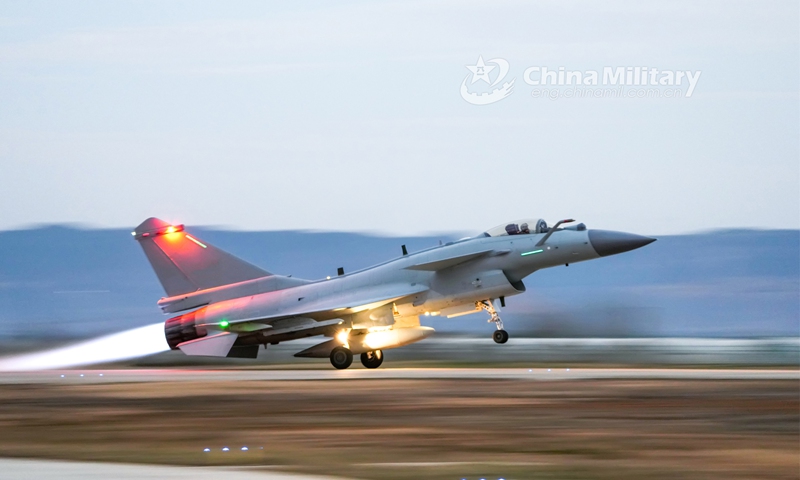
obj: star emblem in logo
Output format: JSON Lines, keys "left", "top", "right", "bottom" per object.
{"left": 460, "top": 56, "right": 515, "bottom": 105}
{"left": 466, "top": 56, "right": 495, "bottom": 84}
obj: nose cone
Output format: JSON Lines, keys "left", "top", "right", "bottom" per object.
{"left": 588, "top": 230, "right": 656, "bottom": 257}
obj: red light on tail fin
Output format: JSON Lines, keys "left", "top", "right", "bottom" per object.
{"left": 132, "top": 217, "right": 271, "bottom": 296}
{"left": 162, "top": 224, "right": 184, "bottom": 235}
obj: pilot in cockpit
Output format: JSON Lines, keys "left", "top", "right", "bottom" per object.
{"left": 504, "top": 223, "right": 531, "bottom": 235}
{"left": 486, "top": 218, "right": 549, "bottom": 238}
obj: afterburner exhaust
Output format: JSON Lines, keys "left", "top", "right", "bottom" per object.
{"left": 0, "top": 322, "right": 170, "bottom": 371}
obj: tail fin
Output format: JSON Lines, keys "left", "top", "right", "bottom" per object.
{"left": 133, "top": 217, "right": 271, "bottom": 297}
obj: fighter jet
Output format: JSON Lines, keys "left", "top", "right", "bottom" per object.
{"left": 133, "top": 217, "right": 655, "bottom": 369}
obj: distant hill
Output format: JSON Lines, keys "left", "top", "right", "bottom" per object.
{"left": 0, "top": 227, "right": 797, "bottom": 339}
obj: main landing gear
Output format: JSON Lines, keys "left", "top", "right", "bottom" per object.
{"left": 360, "top": 349, "right": 384, "bottom": 369}
{"left": 329, "top": 347, "right": 384, "bottom": 369}
{"left": 479, "top": 300, "right": 509, "bottom": 344}
{"left": 329, "top": 346, "right": 353, "bottom": 369}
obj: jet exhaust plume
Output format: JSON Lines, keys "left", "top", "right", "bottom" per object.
{"left": 0, "top": 322, "right": 169, "bottom": 371}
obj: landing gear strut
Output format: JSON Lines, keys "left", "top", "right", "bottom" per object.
{"left": 479, "top": 300, "right": 508, "bottom": 344}
{"left": 360, "top": 350, "right": 384, "bottom": 369}
{"left": 330, "top": 346, "right": 353, "bottom": 369}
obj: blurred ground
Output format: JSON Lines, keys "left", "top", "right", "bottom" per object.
{"left": 0, "top": 373, "right": 796, "bottom": 480}
{"left": 1, "top": 368, "right": 798, "bottom": 383}
{"left": 4, "top": 336, "right": 797, "bottom": 371}
{"left": 0, "top": 458, "right": 346, "bottom": 480}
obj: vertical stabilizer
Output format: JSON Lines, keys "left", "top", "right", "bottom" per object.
{"left": 133, "top": 217, "right": 271, "bottom": 297}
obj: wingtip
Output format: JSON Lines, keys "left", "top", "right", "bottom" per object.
{"left": 134, "top": 217, "right": 171, "bottom": 235}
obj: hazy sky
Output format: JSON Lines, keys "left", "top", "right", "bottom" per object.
{"left": 1, "top": 1, "right": 797, "bottom": 235}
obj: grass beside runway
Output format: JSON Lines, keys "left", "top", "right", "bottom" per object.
{"left": 0, "top": 377, "right": 796, "bottom": 479}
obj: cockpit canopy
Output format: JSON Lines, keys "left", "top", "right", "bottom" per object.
{"left": 483, "top": 218, "right": 549, "bottom": 237}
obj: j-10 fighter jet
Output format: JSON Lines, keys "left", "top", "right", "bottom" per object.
{"left": 133, "top": 217, "right": 655, "bottom": 369}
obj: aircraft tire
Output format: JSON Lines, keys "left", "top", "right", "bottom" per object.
{"left": 360, "top": 350, "right": 384, "bottom": 369}
{"left": 330, "top": 346, "right": 353, "bottom": 369}
{"left": 493, "top": 329, "right": 509, "bottom": 344}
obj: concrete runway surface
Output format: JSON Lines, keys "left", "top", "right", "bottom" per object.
{"left": 0, "top": 367, "right": 797, "bottom": 384}
{"left": 1, "top": 368, "right": 796, "bottom": 480}
{"left": 0, "top": 458, "right": 348, "bottom": 480}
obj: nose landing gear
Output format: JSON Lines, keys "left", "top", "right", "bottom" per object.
{"left": 492, "top": 329, "right": 509, "bottom": 344}
{"left": 479, "top": 300, "right": 509, "bottom": 344}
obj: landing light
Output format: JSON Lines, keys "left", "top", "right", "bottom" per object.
{"left": 336, "top": 330, "right": 349, "bottom": 344}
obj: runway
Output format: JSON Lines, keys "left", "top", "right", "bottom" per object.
{"left": 0, "top": 367, "right": 797, "bottom": 384}
{"left": 0, "top": 458, "right": 347, "bottom": 480}
{"left": 1, "top": 369, "right": 796, "bottom": 480}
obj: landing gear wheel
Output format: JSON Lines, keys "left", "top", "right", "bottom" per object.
{"left": 493, "top": 329, "right": 509, "bottom": 344}
{"left": 360, "top": 350, "right": 384, "bottom": 369}
{"left": 330, "top": 346, "right": 353, "bottom": 369}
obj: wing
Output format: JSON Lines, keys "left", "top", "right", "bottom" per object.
{"left": 176, "top": 283, "right": 429, "bottom": 357}
{"left": 226, "top": 282, "right": 429, "bottom": 325}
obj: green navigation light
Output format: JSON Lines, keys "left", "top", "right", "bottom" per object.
{"left": 521, "top": 249, "right": 544, "bottom": 256}
{"left": 219, "top": 320, "right": 230, "bottom": 328}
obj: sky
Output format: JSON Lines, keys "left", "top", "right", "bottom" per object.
{"left": 0, "top": 0, "right": 797, "bottom": 236}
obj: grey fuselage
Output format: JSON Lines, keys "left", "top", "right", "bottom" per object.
{"left": 167, "top": 228, "right": 638, "bottom": 331}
